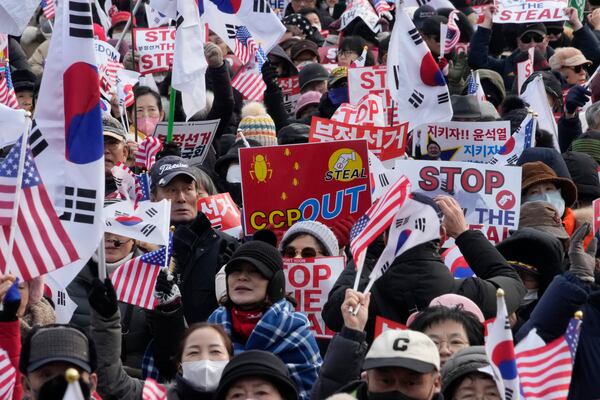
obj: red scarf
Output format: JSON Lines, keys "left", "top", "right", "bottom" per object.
{"left": 231, "top": 307, "right": 263, "bottom": 343}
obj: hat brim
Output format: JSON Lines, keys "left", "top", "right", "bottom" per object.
{"left": 216, "top": 365, "right": 298, "bottom": 400}
{"left": 225, "top": 256, "right": 273, "bottom": 279}
{"left": 363, "top": 357, "right": 437, "bottom": 373}
{"left": 522, "top": 176, "right": 578, "bottom": 208}
{"left": 519, "top": 29, "right": 545, "bottom": 38}
{"left": 300, "top": 76, "right": 328, "bottom": 91}
{"left": 28, "top": 357, "right": 91, "bottom": 373}
{"left": 157, "top": 171, "right": 197, "bottom": 187}
{"left": 103, "top": 131, "right": 126, "bottom": 142}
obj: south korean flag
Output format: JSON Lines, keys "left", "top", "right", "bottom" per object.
{"left": 386, "top": 4, "right": 453, "bottom": 131}
{"left": 104, "top": 199, "right": 171, "bottom": 246}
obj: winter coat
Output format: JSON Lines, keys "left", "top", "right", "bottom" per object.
{"left": 208, "top": 299, "right": 322, "bottom": 400}
{"left": 195, "top": 62, "right": 235, "bottom": 142}
{"left": 67, "top": 248, "right": 151, "bottom": 374}
{"left": 28, "top": 40, "right": 50, "bottom": 77}
{"left": 90, "top": 307, "right": 215, "bottom": 400}
{"left": 145, "top": 306, "right": 187, "bottom": 380}
{"left": 558, "top": 115, "right": 583, "bottom": 152}
{"left": 0, "top": 320, "right": 22, "bottom": 400}
{"left": 322, "top": 231, "right": 526, "bottom": 342}
{"left": 173, "top": 213, "right": 239, "bottom": 324}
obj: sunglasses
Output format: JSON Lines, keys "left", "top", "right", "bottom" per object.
{"left": 566, "top": 65, "right": 586, "bottom": 73}
{"left": 547, "top": 27, "right": 563, "bottom": 36}
{"left": 520, "top": 33, "right": 544, "bottom": 44}
{"left": 282, "top": 246, "right": 322, "bottom": 258}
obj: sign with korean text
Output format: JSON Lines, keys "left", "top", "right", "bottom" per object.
{"left": 240, "top": 140, "right": 371, "bottom": 235}
{"left": 394, "top": 160, "right": 522, "bottom": 244}
{"left": 278, "top": 76, "right": 301, "bottom": 115}
{"left": 152, "top": 120, "right": 219, "bottom": 164}
{"left": 493, "top": 0, "right": 568, "bottom": 23}
{"left": 415, "top": 120, "right": 510, "bottom": 163}
{"left": 310, "top": 117, "right": 408, "bottom": 162}
{"left": 94, "top": 39, "right": 121, "bottom": 100}
{"left": 197, "top": 193, "right": 243, "bottom": 239}
{"left": 283, "top": 257, "right": 345, "bottom": 338}
{"left": 133, "top": 27, "right": 175, "bottom": 74}
{"left": 348, "top": 66, "right": 398, "bottom": 126}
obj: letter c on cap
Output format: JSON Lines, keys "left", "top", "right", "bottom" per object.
{"left": 392, "top": 338, "right": 409, "bottom": 351}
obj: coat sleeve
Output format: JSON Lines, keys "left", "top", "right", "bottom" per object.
{"left": 263, "top": 85, "right": 292, "bottom": 132}
{"left": 454, "top": 230, "right": 526, "bottom": 318}
{"left": 467, "top": 27, "right": 506, "bottom": 74}
{"left": 90, "top": 308, "right": 144, "bottom": 400}
{"left": 571, "top": 25, "right": 600, "bottom": 71}
{"left": 515, "top": 272, "right": 589, "bottom": 343}
{"left": 206, "top": 63, "right": 235, "bottom": 139}
{"left": 0, "top": 320, "right": 22, "bottom": 400}
{"left": 146, "top": 305, "right": 186, "bottom": 380}
{"left": 310, "top": 327, "right": 368, "bottom": 400}
{"left": 558, "top": 115, "right": 583, "bottom": 152}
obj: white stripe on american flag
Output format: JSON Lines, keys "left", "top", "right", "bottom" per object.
{"left": 0, "top": 177, "right": 17, "bottom": 225}
{"left": 143, "top": 378, "right": 167, "bottom": 400}
{"left": 111, "top": 258, "right": 160, "bottom": 309}
{"left": 0, "top": 348, "right": 16, "bottom": 399}
{"left": 231, "top": 68, "right": 265, "bottom": 101}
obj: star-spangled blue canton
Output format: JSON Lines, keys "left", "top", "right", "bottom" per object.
{"left": 565, "top": 317, "right": 581, "bottom": 358}
{"left": 466, "top": 72, "right": 477, "bottom": 95}
{"left": 350, "top": 215, "right": 369, "bottom": 241}
{"left": 234, "top": 26, "right": 258, "bottom": 65}
{"left": 523, "top": 115, "right": 534, "bottom": 149}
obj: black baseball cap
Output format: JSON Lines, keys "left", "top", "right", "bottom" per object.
{"left": 519, "top": 23, "right": 547, "bottom": 38}
{"left": 299, "top": 63, "right": 330, "bottom": 91}
{"left": 149, "top": 155, "right": 198, "bottom": 188}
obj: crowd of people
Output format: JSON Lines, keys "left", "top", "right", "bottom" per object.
{"left": 1, "top": 0, "right": 600, "bottom": 398}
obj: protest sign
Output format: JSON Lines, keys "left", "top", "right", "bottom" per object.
{"left": 516, "top": 48, "right": 534, "bottom": 94}
{"left": 269, "top": 0, "right": 290, "bottom": 18}
{"left": 152, "top": 120, "right": 219, "bottom": 164}
{"left": 133, "top": 27, "right": 175, "bottom": 74}
{"left": 415, "top": 120, "right": 510, "bottom": 163}
{"left": 594, "top": 198, "right": 600, "bottom": 235}
{"left": 278, "top": 76, "right": 301, "bottom": 115}
{"left": 310, "top": 117, "right": 408, "bottom": 162}
{"left": 348, "top": 66, "right": 398, "bottom": 126}
{"left": 340, "top": 0, "right": 380, "bottom": 33}
{"left": 394, "top": 160, "right": 522, "bottom": 243}
{"left": 374, "top": 316, "right": 407, "bottom": 338}
{"left": 197, "top": 193, "right": 243, "bottom": 239}
{"left": 94, "top": 39, "right": 121, "bottom": 100}
{"left": 319, "top": 46, "right": 338, "bottom": 64}
{"left": 331, "top": 93, "right": 386, "bottom": 126}
{"left": 493, "top": 0, "right": 568, "bottom": 23}
{"left": 240, "top": 140, "right": 372, "bottom": 235}
{"left": 283, "top": 257, "right": 345, "bottom": 338}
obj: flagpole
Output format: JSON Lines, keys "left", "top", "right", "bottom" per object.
{"left": 5, "top": 118, "right": 32, "bottom": 277}
{"left": 115, "top": 0, "right": 144, "bottom": 50}
{"left": 166, "top": 88, "right": 176, "bottom": 143}
{"left": 97, "top": 236, "right": 107, "bottom": 280}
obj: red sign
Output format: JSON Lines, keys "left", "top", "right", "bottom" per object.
{"left": 348, "top": 65, "right": 399, "bottom": 126}
{"left": 133, "top": 27, "right": 175, "bottom": 74}
{"left": 283, "top": 257, "right": 345, "bottom": 338}
{"left": 197, "top": 193, "right": 243, "bottom": 239}
{"left": 240, "top": 140, "right": 371, "bottom": 235}
{"left": 309, "top": 117, "right": 408, "bottom": 161}
{"left": 278, "top": 76, "right": 301, "bottom": 115}
{"left": 374, "top": 315, "right": 407, "bottom": 338}
{"left": 594, "top": 198, "right": 600, "bottom": 235}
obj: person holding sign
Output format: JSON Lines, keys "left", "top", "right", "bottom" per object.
{"left": 209, "top": 241, "right": 322, "bottom": 400}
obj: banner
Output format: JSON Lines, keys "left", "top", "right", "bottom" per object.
{"left": 278, "top": 76, "right": 301, "bottom": 115}
{"left": 415, "top": 121, "right": 511, "bottom": 163}
{"left": 348, "top": 65, "right": 398, "bottom": 126}
{"left": 152, "top": 120, "right": 219, "bottom": 164}
{"left": 133, "top": 27, "right": 175, "bottom": 74}
{"left": 493, "top": 0, "right": 568, "bottom": 23}
{"left": 340, "top": 0, "right": 380, "bottom": 33}
{"left": 94, "top": 39, "right": 121, "bottom": 100}
{"left": 394, "top": 160, "right": 522, "bottom": 243}
{"left": 331, "top": 93, "right": 386, "bottom": 127}
{"left": 310, "top": 117, "right": 408, "bottom": 162}
{"left": 197, "top": 193, "right": 243, "bottom": 239}
{"left": 283, "top": 257, "right": 345, "bottom": 338}
{"left": 240, "top": 140, "right": 372, "bottom": 234}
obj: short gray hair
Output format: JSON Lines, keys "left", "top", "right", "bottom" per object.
{"left": 585, "top": 101, "right": 600, "bottom": 130}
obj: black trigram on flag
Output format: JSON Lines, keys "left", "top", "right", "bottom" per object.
{"left": 392, "top": 65, "right": 401, "bottom": 90}
{"left": 395, "top": 217, "right": 409, "bottom": 228}
{"left": 437, "top": 92, "right": 449, "bottom": 104}
{"left": 28, "top": 121, "right": 49, "bottom": 157}
{"left": 414, "top": 217, "right": 426, "bottom": 232}
{"left": 380, "top": 261, "right": 391, "bottom": 275}
{"left": 225, "top": 24, "right": 242, "bottom": 39}
{"left": 60, "top": 186, "right": 97, "bottom": 224}
{"left": 379, "top": 173, "right": 390, "bottom": 187}
{"left": 253, "top": 0, "right": 271, "bottom": 13}
{"left": 57, "top": 291, "right": 66, "bottom": 306}
{"left": 507, "top": 154, "right": 519, "bottom": 165}
{"left": 416, "top": 0, "right": 431, "bottom": 6}
{"left": 145, "top": 207, "right": 158, "bottom": 218}
{"left": 409, "top": 90, "right": 424, "bottom": 108}
{"left": 408, "top": 28, "right": 423, "bottom": 45}
{"left": 141, "top": 224, "right": 156, "bottom": 237}
{"left": 69, "top": 1, "right": 94, "bottom": 38}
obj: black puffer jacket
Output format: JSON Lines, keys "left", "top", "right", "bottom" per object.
{"left": 173, "top": 213, "right": 239, "bottom": 324}
{"left": 323, "top": 230, "right": 525, "bottom": 342}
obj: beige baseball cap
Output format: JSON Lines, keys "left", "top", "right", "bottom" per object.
{"left": 364, "top": 330, "right": 440, "bottom": 373}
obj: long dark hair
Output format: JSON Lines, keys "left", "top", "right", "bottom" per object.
{"left": 176, "top": 323, "right": 235, "bottom": 364}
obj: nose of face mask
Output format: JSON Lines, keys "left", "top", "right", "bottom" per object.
{"left": 137, "top": 116, "right": 160, "bottom": 136}
{"left": 523, "top": 190, "right": 566, "bottom": 217}
{"left": 181, "top": 360, "right": 228, "bottom": 392}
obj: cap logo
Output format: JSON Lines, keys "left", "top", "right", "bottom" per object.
{"left": 393, "top": 337, "right": 409, "bottom": 351}
{"left": 159, "top": 162, "right": 188, "bottom": 175}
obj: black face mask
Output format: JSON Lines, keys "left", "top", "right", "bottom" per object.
{"left": 369, "top": 391, "right": 420, "bottom": 400}
{"left": 35, "top": 374, "right": 92, "bottom": 400}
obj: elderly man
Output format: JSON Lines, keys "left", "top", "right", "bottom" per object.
{"left": 103, "top": 115, "right": 129, "bottom": 197}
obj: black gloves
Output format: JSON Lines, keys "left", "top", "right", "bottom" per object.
{"left": 0, "top": 280, "right": 21, "bottom": 322}
{"left": 89, "top": 278, "right": 119, "bottom": 318}
{"left": 154, "top": 271, "right": 181, "bottom": 311}
{"left": 261, "top": 61, "right": 279, "bottom": 91}
{"left": 565, "top": 85, "right": 591, "bottom": 115}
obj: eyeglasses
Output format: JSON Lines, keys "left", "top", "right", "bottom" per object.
{"left": 430, "top": 338, "right": 469, "bottom": 352}
{"left": 566, "top": 65, "right": 586, "bottom": 73}
{"left": 520, "top": 33, "right": 544, "bottom": 44}
{"left": 105, "top": 238, "right": 133, "bottom": 248}
{"left": 337, "top": 50, "right": 357, "bottom": 58}
{"left": 282, "top": 246, "right": 323, "bottom": 258}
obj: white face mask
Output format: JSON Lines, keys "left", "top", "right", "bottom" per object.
{"left": 524, "top": 189, "right": 565, "bottom": 217}
{"left": 226, "top": 163, "right": 242, "bottom": 183}
{"left": 181, "top": 360, "right": 228, "bottom": 392}
{"left": 522, "top": 289, "right": 538, "bottom": 306}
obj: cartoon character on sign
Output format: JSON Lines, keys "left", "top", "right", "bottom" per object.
{"left": 250, "top": 154, "right": 273, "bottom": 183}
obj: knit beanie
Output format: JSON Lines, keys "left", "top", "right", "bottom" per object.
{"left": 236, "top": 102, "right": 277, "bottom": 147}
{"left": 215, "top": 350, "right": 298, "bottom": 400}
{"left": 279, "top": 220, "right": 340, "bottom": 257}
{"left": 441, "top": 346, "right": 493, "bottom": 397}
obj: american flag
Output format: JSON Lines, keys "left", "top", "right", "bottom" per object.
{"left": 0, "top": 348, "right": 16, "bottom": 400}
{"left": 112, "top": 162, "right": 137, "bottom": 202}
{"left": 0, "top": 136, "right": 79, "bottom": 281}
{"left": 110, "top": 236, "right": 172, "bottom": 309}
{"left": 40, "top": 0, "right": 56, "bottom": 20}
{"left": 466, "top": 70, "right": 487, "bottom": 102}
{"left": 106, "top": 59, "right": 124, "bottom": 89}
{"left": 231, "top": 47, "right": 267, "bottom": 101}
{"left": 516, "top": 317, "right": 581, "bottom": 400}
{"left": 135, "top": 172, "right": 151, "bottom": 206}
{"left": 234, "top": 26, "right": 258, "bottom": 65}
{"left": 142, "top": 378, "right": 167, "bottom": 400}
{"left": 442, "top": 10, "right": 460, "bottom": 54}
{"left": 372, "top": 0, "right": 391, "bottom": 15}
{"left": 0, "top": 63, "right": 20, "bottom": 110}
{"left": 135, "top": 137, "right": 163, "bottom": 170}
{"left": 349, "top": 175, "right": 410, "bottom": 263}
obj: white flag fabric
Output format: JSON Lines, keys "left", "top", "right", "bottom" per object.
{"left": 111, "top": 162, "right": 137, "bottom": 201}
{"left": 0, "top": 103, "right": 27, "bottom": 147}
{"left": 149, "top": 0, "right": 177, "bottom": 19}
{"left": 116, "top": 69, "right": 140, "bottom": 116}
{"left": 0, "top": 0, "right": 39, "bottom": 36}
{"left": 36, "top": 0, "right": 105, "bottom": 289}
{"left": 172, "top": 0, "right": 208, "bottom": 119}
{"left": 368, "top": 192, "right": 441, "bottom": 284}
{"left": 386, "top": 5, "right": 453, "bottom": 131}
{"left": 104, "top": 199, "right": 171, "bottom": 246}
{"left": 62, "top": 378, "right": 85, "bottom": 400}
{"left": 520, "top": 75, "right": 559, "bottom": 151}
{"left": 45, "top": 274, "right": 78, "bottom": 324}
{"left": 489, "top": 113, "right": 536, "bottom": 166}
